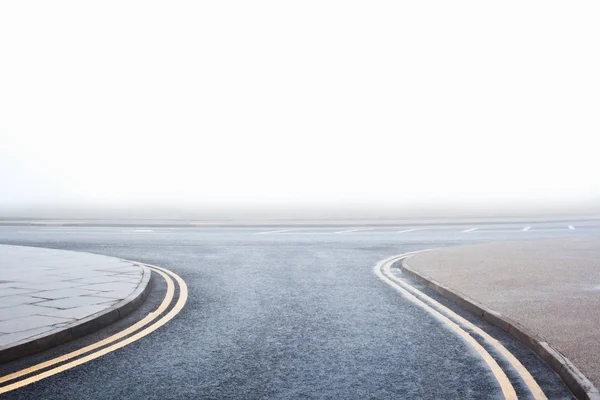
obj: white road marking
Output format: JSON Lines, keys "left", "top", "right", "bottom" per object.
{"left": 334, "top": 229, "right": 363, "bottom": 234}
{"left": 396, "top": 228, "right": 420, "bottom": 234}
{"left": 462, "top": 228, "right": 478, "bottom": 233}
{"left": 257, "top": 231, "right": 330, "bottom": 235}
{"left": 522, "top": 227, "right": 531, "bottom": 231}
{"left": 568, "top": 225, "right": 575, "bottom": 230}
{"left": 254, "top": 229, "right": 292, "bottom": 235}
{"left": 17, "top": 231, "right": 172, "bottom": 235}
{"left": 131, "top": 229, "right": 154, "bottom": 232}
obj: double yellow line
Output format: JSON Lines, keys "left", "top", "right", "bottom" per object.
{"left": 375, "top": 252, "right": 547, "bottom": 400}
{"left": 1, "top": 255, "right": 548, "bottom": 398}
{"left": 0, "top": 263, "right": 188, "bottom": 394}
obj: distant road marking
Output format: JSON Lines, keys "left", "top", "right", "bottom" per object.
{"left": 334, "top": 229, "right": 364, "bottom": 234}
{"left": 255, "top": 229, "right": 293, "bottom": 235}
{"left": 522, "top": 227, "right": 531, "bottom": 231}
{"left": 132, "top": 229, "right": 154, "bottom": 232}
{"left": 0, "top": 264, "right": 188, "bottom": 394}
{"left": 375, "top": 253, "right": 547, "bottom": 400}
{"left": 462, "top": 228, "right": 478, "bottom": 233}
{"left": 568, "top": 225, "right": 575, "bottom": 230}
{"left": 16, "top": 231, "right": 174, "bottom": 235}
{"left": 396, "top": 228, "right": 420, "bottom": 234}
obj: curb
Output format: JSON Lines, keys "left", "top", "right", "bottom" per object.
{"left": 399, "top": 256, "right": 600, "bottom": 400}
{"left": 0, "top": 263, "right": 153, "bottom": 364}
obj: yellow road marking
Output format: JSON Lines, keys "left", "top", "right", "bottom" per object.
{"left": 0, "top": 268, "right": 175, "bottom": 385}
{"left": 374, "top": 255, "right": 518, "bottom": 400}
{"left": 383, "top": 255, "right": 547, "bottom": 400}
{"left": 0, "top": 265, "right": 188, "bottom": 394}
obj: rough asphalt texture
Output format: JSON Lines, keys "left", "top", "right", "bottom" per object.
{"left": 407, "top": 238, "right": 600, "bottom": 388}
{"left": 0, "top": 222, "right": 597, "bottom": 399}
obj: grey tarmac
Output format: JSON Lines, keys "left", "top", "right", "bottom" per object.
{"left": 0, "top": 220, "right": 598, "bottom": 399}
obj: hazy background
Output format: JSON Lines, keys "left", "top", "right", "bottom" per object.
{"left": 1, "top": 1, "right": 599, "bottom": 221}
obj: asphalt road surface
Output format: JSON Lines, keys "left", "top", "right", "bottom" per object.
{"left": 1, "top": 220, "right": 599, "bottom": 399}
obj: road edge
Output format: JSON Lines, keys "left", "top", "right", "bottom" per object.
{"left": 0, "top": 263, "right": 153, "bottom": 364}
{"left": 399, "top": 256, "right": 600, "bottom": 400}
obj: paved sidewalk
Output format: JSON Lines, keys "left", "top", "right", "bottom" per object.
{"left": 405, "top": 239, "right": 600, "bottom": 396}
{"left": 0, "top": 245, "right": 150, "bottom": 362}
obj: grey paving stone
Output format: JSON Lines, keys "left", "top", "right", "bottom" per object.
{"left": 0, "top": 304, "right": 56, "bottom": 322}
{"left": 107, "top": 270, "right": 140, "bottom": 276}
{"left": 0, "top": 244, "right": 147, "bottom": 359}
{"left": 87, "top": 290, "right": 131, "bottom": 300}
{"left": 66, "top": 271, "right": 121, "bottom": 278}
{"left": 0, "top": 315, "right": 73, "bottom": 334}
{"left": 0, "top": 295, "right": 45, "bottom": 308}
{"left": 14, "top": 281, "right": 87, "bottom": 291}
{"left": 0, "top": 287, "right": 38, "bottom": 297}
{"left": 35, "top": 296, "right": 117, "bottom": 310}
{"left": 67, "top": 276, "right": 125, "bottom": 285}
{"left": 79, "top": 282, "right": 138, "bottom": 293}
{"left": 110, "top": 276, "right": 144, "bottom": 284}
{"left": 96, "top": 267, "right": 143, "bottom": 274}
{"left": 31, "top": 288, "right": 104, "bottom": 300}
{"left": 39, "top": 303, "right": 118, "bottom": 320}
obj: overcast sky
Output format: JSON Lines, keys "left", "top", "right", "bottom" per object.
{"left": 1, "top": 2, "right": 599, "bottom": 218}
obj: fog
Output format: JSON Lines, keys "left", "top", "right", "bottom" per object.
{"left": 1, "top": 1, "right": 599, "bottom": 221}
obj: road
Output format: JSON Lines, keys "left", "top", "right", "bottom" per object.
{"left": 1, "top": 220, "right": 599, "bottom": 399}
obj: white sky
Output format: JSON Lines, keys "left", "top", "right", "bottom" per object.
{"left": 1, "top": 1, "right": 599, "bottom": 214}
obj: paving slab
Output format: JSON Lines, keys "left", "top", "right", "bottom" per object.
{"left": 405, "top": 239, "right": 600, "bottom": 399}
{"left": 0, "top": 244, "right": 151, "bottom": 363}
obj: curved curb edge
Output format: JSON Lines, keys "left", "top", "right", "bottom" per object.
{"left": 399, "top": 256, "right": 600, "bottom": 400}
{"left": 0, "top": 263, "right": 153, "bottom": 364}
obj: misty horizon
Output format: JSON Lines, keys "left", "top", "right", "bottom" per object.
{"left": 2, "top": 2, "right": 599, "bottom": 222}
{"left": 2, "top": 198, "right": 600, "bottom": 222}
